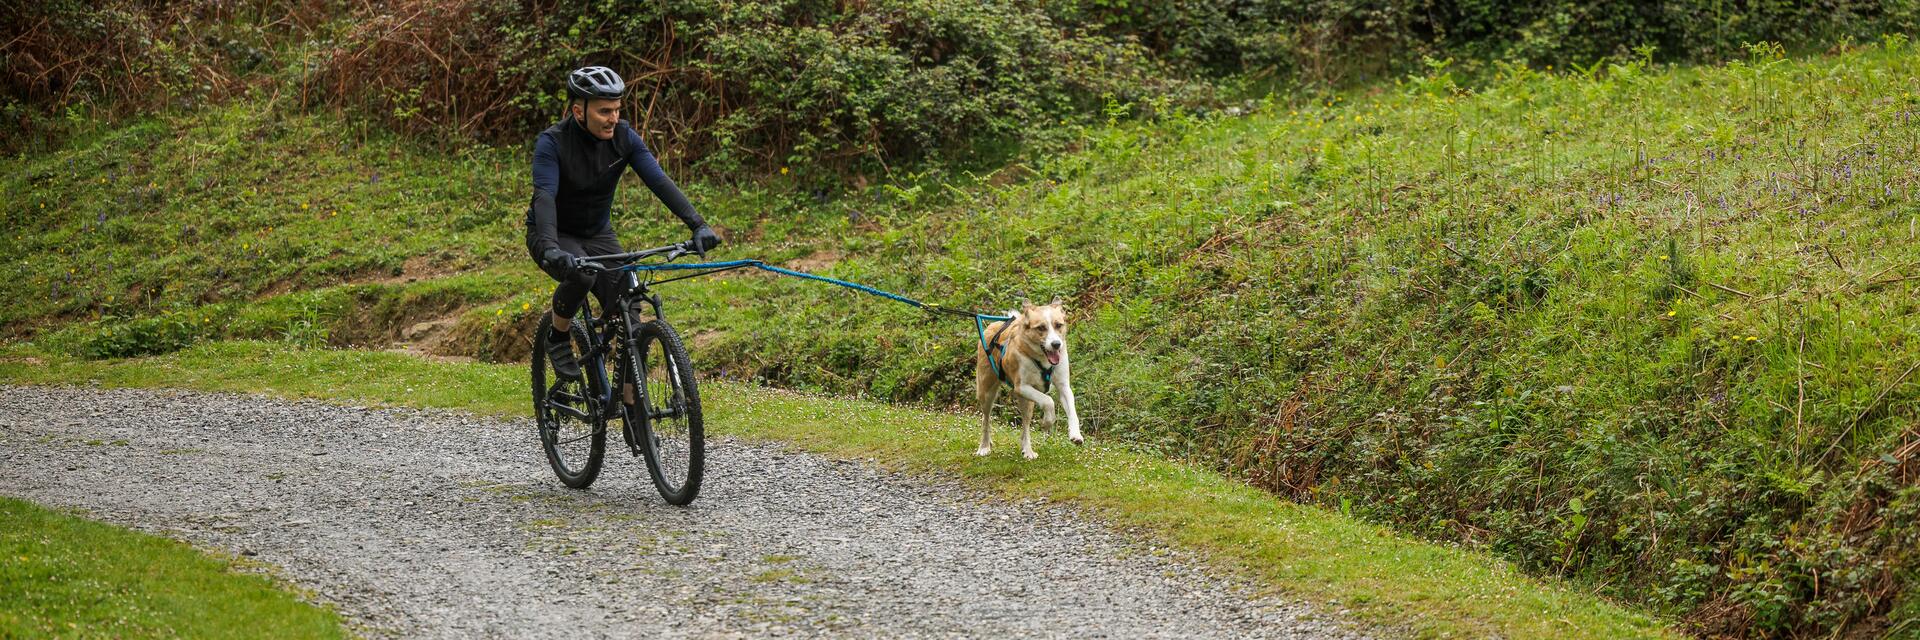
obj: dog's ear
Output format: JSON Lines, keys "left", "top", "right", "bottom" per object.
{"left": 1049, "top": 295, "right": 1062, "bottom": 307}
{"left": 1017, "top": 297, "right": 1031, "bottom": 310}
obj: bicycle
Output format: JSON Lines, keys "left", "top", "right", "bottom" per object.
{"left": 531, "top": 240, "right": 705, "bottom": 505}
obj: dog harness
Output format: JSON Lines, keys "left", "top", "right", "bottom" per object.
{"left": 985, "top": 321, "right": 1054, "bottom": 393}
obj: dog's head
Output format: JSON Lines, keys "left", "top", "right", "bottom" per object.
{"left": 1016, "top": 297, "right": 1068, "bottom": 366}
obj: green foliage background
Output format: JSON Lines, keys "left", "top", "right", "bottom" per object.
{"left": 8, "top": 0, "right": 1917, "bottom": 171}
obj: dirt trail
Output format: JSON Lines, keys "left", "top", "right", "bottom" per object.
{"left": 0, "top": 385, "right": 1367, "bottom": 639}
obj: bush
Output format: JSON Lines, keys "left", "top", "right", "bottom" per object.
{"left": 1045, "top": 0, "right": 1919, "bottom": 84}
{"left": 310, "top": 0, "right": 1201, "bottom": 175}
{"left": 7, "top": 1, "right": 1915, "bottom": 167}
{"left": 0, "top": 0, "right": 325, "bottom": 152}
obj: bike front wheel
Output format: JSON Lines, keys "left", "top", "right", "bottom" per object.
{"left": 635, "top": 319, "right": 704, "bottom": 505}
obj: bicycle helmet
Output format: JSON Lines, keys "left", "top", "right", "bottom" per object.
{"left": 566, "top": 66, "right": 625, "bottom": 101}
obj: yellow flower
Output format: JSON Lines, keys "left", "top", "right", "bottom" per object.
{"left": 1659, "top": 255, "right": 1669, "bottom": 261}
{"left": 496, "top": 309, "right": 503, "bottom": 316}
{"left": 520, "top": 302, "right": 530, "bottom": 311}
{"left": 780, "top": 167, "right": 790, "bottom": 175}
{"left": 242, "top": 243, "right": 249, "bottom": 250}
{"left": 301, "top": 203, "right": 309, "bottom": 210}
{"left": 1666, "top": 310, "right": 1676, "bottom": 317}
{"left": 1747, "top": 336, "right": 1759, "bottom": 341}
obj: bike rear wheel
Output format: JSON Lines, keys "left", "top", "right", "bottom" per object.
{"left": 533, "top": 312, "right": 606, "bottom": 488}
{"left": 636, "top": 319, "right": 704, "bottom": 505}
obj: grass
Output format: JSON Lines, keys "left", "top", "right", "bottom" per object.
{"left": 0, "top": 496, "right": 349, "bottom": 639}
{"left": 0, "top": 341, "right": 1674, "bottom": 639}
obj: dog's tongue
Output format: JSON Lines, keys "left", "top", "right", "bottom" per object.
{"left": 1046, "top": 351, "right": 1061, "bottom": 365}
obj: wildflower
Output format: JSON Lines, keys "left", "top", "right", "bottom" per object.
{"left": 1659, "top": 255, "right": 1669, "bottom": 261}
{"left": 521, "top": 302, "right": 530, "bottom": 311}
{"left": 780, "top": 167, "right": 790, "bottom": 175}
{"left": 1747, "top": 336, "right": 1759, "bottom": 342}
{"left": 1666, "top": 310, "right": 1677, "bottom": 317}
{"left": 301, "top": 203, "right": 309, "bottom": 210}
{"left": 496, "top": 309, "right": 503, "bottom": 316}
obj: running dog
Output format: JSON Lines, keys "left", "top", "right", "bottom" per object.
{"left": 974, "top": 298, "right": 1082, "bottom": 460}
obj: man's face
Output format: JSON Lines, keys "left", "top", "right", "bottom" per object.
{"left": 573, "top": 98, "right": 620, "bottom": 140}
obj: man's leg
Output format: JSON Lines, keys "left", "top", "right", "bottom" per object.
{"left": 539, "top": 235, "right": 595, "bottom": 379}
{"left": 575, "top": 230, "right": 631, "bottom": 407}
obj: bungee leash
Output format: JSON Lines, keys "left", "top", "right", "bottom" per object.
{"left": 612, "top": 258, "right": 1030, "bottom": 388}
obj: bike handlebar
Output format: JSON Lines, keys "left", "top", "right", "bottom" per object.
{"left": 574, "top": 240, "right": 702, "bottom": 276}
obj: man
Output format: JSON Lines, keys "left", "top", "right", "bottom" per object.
{"left": 527, "top": 65, "right": 720, "bottom": 380}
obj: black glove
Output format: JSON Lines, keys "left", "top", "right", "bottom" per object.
{"left": 541, "top": 248, "right": 577, "bottom": 278}
{"left": 690, "top": 225, "right": 722, "bottom": 254}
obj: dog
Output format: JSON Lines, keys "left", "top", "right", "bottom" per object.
{"left": 974, "top": 298, "right": 1082, "bottom": 460}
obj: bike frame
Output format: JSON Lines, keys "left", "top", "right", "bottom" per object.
{"left": 568, "top": 241, "right": 699, "bottom": 441}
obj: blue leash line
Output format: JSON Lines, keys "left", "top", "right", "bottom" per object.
{"left": 620, "top": 259, "right": 1012, "bottom": 322}
{"left": 620, "top": 258, "right": 1021, "bottom": 384}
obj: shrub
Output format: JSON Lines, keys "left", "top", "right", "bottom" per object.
{"left": 309, "top": 0, "right": 1201, "bottom": 175}
{"left": 0, "top": 0, "right": 327, "bottom": 151}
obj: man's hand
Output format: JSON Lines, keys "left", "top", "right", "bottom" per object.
{"left": 541, "top": 248, "right": 577, "bottom": 278}
{"left": 690, "top": 225, "right": 722, "bottom": 255}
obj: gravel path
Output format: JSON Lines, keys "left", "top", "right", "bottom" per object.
{"left": 0, "top": 385, "right": 1368, "bottom": 639}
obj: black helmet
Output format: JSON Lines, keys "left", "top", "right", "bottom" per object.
{"left": 566, "top": 66, "right": 625, "bottom": 101}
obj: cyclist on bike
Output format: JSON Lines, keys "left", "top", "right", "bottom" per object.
{"left": 527, "top": 66, "right": 721, "bottom": 380}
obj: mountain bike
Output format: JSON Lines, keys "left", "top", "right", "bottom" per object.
{"left": 531, "top": 240, "right": 704, "bottom": 505}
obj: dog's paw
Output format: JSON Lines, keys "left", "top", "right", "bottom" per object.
{"left": 975, "top": 446, "right": 993, "bottom": 457}
{"left": 1070, "top": 434, "right": 1084, "bottom": 446}
{"left": 1023, "top": 449, "right": 1039, "bottom": 461}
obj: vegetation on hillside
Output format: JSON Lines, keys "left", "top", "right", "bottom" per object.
{"left": 669, "top": 42, "right": 1920, "bottom": 636}
{"left": 7, "top": 0, "right": 1914, "bottom": 173}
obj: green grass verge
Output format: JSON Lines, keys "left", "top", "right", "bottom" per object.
{"left": 0, "top": 341, "right": 1675, "bottom": 639}
{"left": 0, "top": 496, "right": 349, "bottom": 639}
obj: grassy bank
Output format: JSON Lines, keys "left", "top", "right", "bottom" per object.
{"left": 0, "top": 496, "right": 349, "bottom": 638}
{"left": 0, "top": 341, "right": 1673, "bottom": 638}
{"left": 649, "top": 43, "right": 1920, "bottom": 635}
